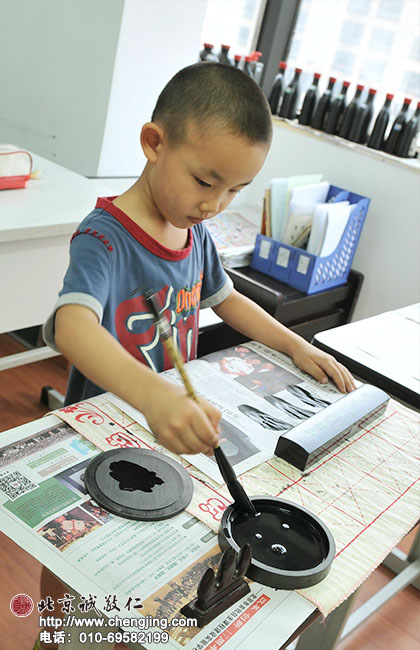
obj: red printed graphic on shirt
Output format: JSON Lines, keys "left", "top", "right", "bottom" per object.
{"left": 115, "top": 284, "right": 199, "bottom": 371}
{"left": 176, "top": 272, "right": 203, "bottom": 316}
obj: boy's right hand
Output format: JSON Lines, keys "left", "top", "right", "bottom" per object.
{"left": 142, "top": 381, "right": 221, "bottom": 455}
{"left": 54, "top": 305, "right": 220, "bottom": 455}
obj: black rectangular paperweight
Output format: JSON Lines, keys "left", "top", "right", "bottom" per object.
{"left": 275, "top": 384, "right": 390, "bottom": 471}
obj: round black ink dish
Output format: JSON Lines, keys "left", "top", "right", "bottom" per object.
{"left": 84, "top": 448, "right": 193, "bottom": 521}
{"left": 218, "top": 497, "right": 335, "bottom": 589}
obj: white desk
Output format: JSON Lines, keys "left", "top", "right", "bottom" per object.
{"left": 303, "top": 304, "right": 420, "bottom": 649}
{"left": 0, "top": 154, "right": 132, "bottom": 370}
{"left": 313, "top": 304, "right": 420, "bottom": 408}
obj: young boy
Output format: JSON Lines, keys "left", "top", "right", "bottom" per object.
{"left": 39, "top": 62, "right": 354, "bottom": 650}
{"left": 44, "top": 62, "right": 354, "bottom": 459}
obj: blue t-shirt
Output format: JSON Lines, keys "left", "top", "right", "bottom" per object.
{"left": 43, "top": 197, "right": 233, "bottom": 403}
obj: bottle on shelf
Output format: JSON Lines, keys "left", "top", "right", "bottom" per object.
{"left": 278, "top": 67, "right": 302, "bottom": 119}
{"left": 243, "top": 56, "right": 254, "bottom": 78}
{"left": 367, "top": 93, "right": 394, "bottom": 150}
{"left": 199, "top": 43, "right": 218, "bottom": 62}
{"left": 298, "top": 72, "right": 321, "bottom": 125}
{"left": 338, "top": 84, "right": 364, "bottom": 139}
{"left": 311, "top": 77, "right": 336, "bottom": 130}
{"left": 233, "top": 54, "right": 242, "bottom": 68}
{"left": 268, "top": 61, "right": 287, "bottom": 114}
{"left": 323, "top": 81, "right": 350, "bottom": 134}
{"left": 218, "top": 44, "right": 232, "bottom": 65}
{"left": 396, "top": 101, "right": 420, "bottom": 157}
{"left": 251, "top": 51, "right": 264, "bottom": 85}
{"left": 384, "top": 97, "right": 412, "bottom": 154}
{"left": 348, "top": 88, "right": 376, "bottom": 144}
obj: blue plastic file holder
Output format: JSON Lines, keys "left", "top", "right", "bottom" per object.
{"left": 251, "top": 185, "right": 370, "bottom": 294}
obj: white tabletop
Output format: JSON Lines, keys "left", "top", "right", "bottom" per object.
{"left": 0, "top": 153, "right": 116, "bottom": 243}
{"left": 314, "top": 303, "right": 420, "bottom": 397}
{"left": 0, "top": 152, "right": 136, "bottom": 334}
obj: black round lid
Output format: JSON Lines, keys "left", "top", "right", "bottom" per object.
{"left": 219, "top": 497, "right": 335, "bottom": 590}
{"left": 84, "top": 448, "right": 193, "bottom": 521}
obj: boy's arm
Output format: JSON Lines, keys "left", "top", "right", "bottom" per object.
{"left": 212, "top": 289, "right": 355, "bottom": 393}
{"left": 54, "top": 305, "right": 220, "bottom": 454}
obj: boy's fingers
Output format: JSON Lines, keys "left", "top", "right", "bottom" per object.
{"left": 303, "top": 358, "right": 329, "bottom": 385}
{"left": 302, "top": 354, "right": 346, "bottom": 393}
{"left": 324, "top": 362, "right": 345, "bottom": 392}
{"left": 153, "top": 399, "right": 220, "bottom": 455}
{"left": 198, "top": 398, "right": 222, "bottom": 436}
{"left": 340, "top": 364, "right": 356, "bottom": 392}
{"left": 209, "top": 410, "right": 222, "bottom": 431}
{"left": 192, "top": 415, "right": 219, "bottom": 448}
{"left": 179, "top": 408, "right": 219, "bottom": 452}
{"left": 317, "top": 358, "right": 355, "bottom": 393}
{"left": 162, "top": 427, "right": 212, "bottom": 455}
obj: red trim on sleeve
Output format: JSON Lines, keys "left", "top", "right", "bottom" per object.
{"left": 95, "top": 196, "right": 193, "bottom": 261}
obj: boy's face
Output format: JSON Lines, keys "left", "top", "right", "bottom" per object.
{"left": 148, "top": 120, "right": 269, "bottom": 229}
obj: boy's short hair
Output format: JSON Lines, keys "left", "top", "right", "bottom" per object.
{"left": 152, "top": 62, "right": 272, "bottom": 145}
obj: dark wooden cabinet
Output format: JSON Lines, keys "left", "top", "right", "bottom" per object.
{"left": 198, "top": 267, "right": 363, "bottom": 357}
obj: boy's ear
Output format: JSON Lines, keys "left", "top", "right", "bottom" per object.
{"left": 141, "top": 122, "right": 165, "bottom": 163}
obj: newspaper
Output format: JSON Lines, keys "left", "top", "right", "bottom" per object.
{"left": 47, "top": 343, "right": 420, "bottom": 620}
{"left": 109, "top": 342, "right": 345, "bottom": 483}
{"left": 3, "top": 341, "right": 418, "bottom": 644}
{"left": 205, "top": 211, "right": 259, "bottom": 268}
{"left": 0, "top": 415, "right": 315, "bottom": 650}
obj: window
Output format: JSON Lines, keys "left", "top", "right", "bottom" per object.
{"left": 340, "top": 21, "right": 364, "bottom": 46}
{"left": 377, "top": 0, "right": 403, "bottom": 21}
{"left": 285, "top": 0, "right": 419, "bottom": 123}
{"left": 288, "top": 37, "right": 301, "bottom": 64}
{"left": 411, "top": 36, "right": 420, "bottom": 61}
{"left": 403, "top": 71, "right": 420, "bottom": 97}
{"left": 348, "top": 0, "right": 372, "bottom": 15}
{"left": 294, "top": 6, "right": 309, "bottom": 33}
{"left": 243, "top": 0, "right": 258, "bottom": 20}
{"left": 359, "top": 59, "right": 386, "bottom": 85}
{"left": 332, "top": 50, "right": 356, "bottom": 76}
{"left": 238, "top": 25, "right": 251, "bottom": 48}
{"left": 369, "top": 27, "right": 395, "bottom": 53}
{"left": 200, "top": 0, "right": 266, "bottom": 58}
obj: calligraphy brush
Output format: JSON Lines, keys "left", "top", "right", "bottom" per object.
{"left": 144, "top": 289, "right": 256, "bottom": 516}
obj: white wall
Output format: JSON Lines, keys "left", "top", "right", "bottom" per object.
{"left": 0, "top": 0, "right": 207, "bottom": 176}
{"left": 238, "top": 120, "right": 420, "bottom": 321}
{"left": 97, "top": 0, "right": 207, "bottom": 176}
{"left": 0, "top": 0, "right": 124, "bottom": 176}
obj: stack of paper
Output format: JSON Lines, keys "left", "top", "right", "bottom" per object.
{"left": 307, "top": 201, "right": 352, "bottom": 257}
{"left": 282, "top": 181, "right": 330, "bottom": 246}
{"left": 260, "top": 176, "right": 354, "bottom": 260}
{"left": 206, "top": 210, "right": 260, "bottom": 268}
{"left": 264, "top": 174, "right": 323, "bottom": 242}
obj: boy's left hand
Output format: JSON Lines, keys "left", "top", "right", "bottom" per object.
{"left": 290, "top": 339, "right": 356, "bottom": 393}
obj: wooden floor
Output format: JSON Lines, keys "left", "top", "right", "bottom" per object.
{"left": 0, "top": 333, "right": 419, "bottom": 650}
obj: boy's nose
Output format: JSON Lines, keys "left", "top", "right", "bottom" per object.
{"left": 199, "top": 199, "right": 220, "bottom": 216}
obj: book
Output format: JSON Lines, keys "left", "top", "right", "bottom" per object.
{"left": 268, "top": 174, "right": 323, "bottom": 243}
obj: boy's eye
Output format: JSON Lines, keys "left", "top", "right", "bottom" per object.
{"left": 195, "top": 177, "right": 211, "bottom": 188}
